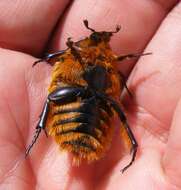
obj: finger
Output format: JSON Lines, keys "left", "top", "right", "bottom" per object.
{"left": 49, "top": 0, "right": 178, "bottom": 75}
{"left": 163, "top": 98, "right": 181, "bottom": 188}
{"left": 0, "top": 48, "right": 54, "bottom": 188}
{"left": 125, "top": 2, "right": 181, "bottom": 138}
{"left": 0, "top": 0, "right": 70, "bottom": 55}
{"left": 0, "top": 49, "right": 34, "bottom": 187}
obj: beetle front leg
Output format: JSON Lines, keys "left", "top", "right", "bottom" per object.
{"left": 33, "top": 50, "right": 66, "bottom": 67}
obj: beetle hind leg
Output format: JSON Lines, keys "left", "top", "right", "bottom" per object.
{"left": 95, "top": 93, "right": 138, "bottom": 173}
{"left": 112, "top": 102, "right": 138, "bottom": 173}
{"left": 120, "top": 121, "right": 138, "bottom": 173}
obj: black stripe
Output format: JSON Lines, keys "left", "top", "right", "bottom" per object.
{"left": 54, "top": 102, "right": 95, "bottom": 115}
{"left": 55, "top": 113, "right": 98, "bottom": 126}
{"left": 56, "top": 123, "right": 99, "bottom": 138}
{"left": 54, "top": 96, "right": 97, "bottom": 115}
{"left": 62, "top": 140, "right": 96, "bottom": 151}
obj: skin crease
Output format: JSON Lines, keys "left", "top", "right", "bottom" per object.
{"left": 0, "top": 0, "right": 180, "bottom": 189}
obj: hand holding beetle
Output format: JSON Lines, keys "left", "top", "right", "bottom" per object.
{"left": 0, "top": 1, "right": 180, "bottom": 189}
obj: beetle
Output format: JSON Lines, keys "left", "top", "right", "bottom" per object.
{"left": 26, "top": 20, "right": 150, "bottom": 172}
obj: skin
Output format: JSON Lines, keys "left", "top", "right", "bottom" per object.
{"left": 0, "top": 0, "right": 180, "bottom": 189}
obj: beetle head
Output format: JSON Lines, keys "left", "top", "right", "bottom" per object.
{"left": 83, "top": 20, "right": 120, "bottom": 45}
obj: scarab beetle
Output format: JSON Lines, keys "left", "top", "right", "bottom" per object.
{"left": 26, "top": 20, "right": 150, "bottom": 172}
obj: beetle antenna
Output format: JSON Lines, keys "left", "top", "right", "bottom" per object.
{"left": 83, "top": 20, "right": 95, "bottom": 32}
{"left": 110, "top": 25, "right": 121, "bottom": 33}
{"left": 25, "top": 128, "right": 42, "bottom": 157}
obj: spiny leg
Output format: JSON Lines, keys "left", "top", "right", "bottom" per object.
{"left": 116, "top": 52, "right": 152, "bottom": 62}
{"left": 33, "top": 50, "right": 66, "bottom": 67}
{"left": 117, "top": 52, "right": 151, "bottom": 96}
{"left": 25, "top": 127, "right": 42, "bottom": 156}
{"left": 25, "top": 100, "right": 50, "bottom": 157}
{"left": 118, "top": 71, "right": 132, "bottom": 97}
{"left": 119, "top": 120, "right": 138, "bottom": 173}
{"left": 33, "top": 23, "right": 91, "bottom": 67}
{"left": 26, "top": 86, "right": 90, "bottom": 157}
{"left": 96, "top": 92, "right": 138, "bottom": 173}
{"left": 110, "top": 101, "right": 137, "bottom": 172}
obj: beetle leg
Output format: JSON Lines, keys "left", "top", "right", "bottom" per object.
{"left": 118, "top": 71, "right": 132, "bottom": 97}
{"left": 48, "top": 86, "right": 88, "bottom": 104}
{"left": 25, "top": 128, "right": 41, "bottom": 157}
{"left": 25, "top": 100, "right": 50, "bottom": 157}
{"left": 95, "top": 92, "right": 138, "bottom": 173}
{"left": 26, "top": 86, "right": 88, "bottom": 156}
{"left": 33, "top": 50, "right": 66, "bottom": 67}
{"left": 110, "top": 100, "right": 137, "bottom": 173}
{"left": 116, "top": 52, "right": 151, "bottom": 62}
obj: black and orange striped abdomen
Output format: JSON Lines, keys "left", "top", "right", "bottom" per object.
{"left": 46, "top": 87, "right": 116, "bottom": 164}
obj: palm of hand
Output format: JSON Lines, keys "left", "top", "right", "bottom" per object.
{"left": 0, "top": 1, "right": 180, "bottom": 190}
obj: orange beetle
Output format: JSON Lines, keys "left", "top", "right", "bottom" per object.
{"left": 26, "top": 20, "right": 150, "bottom": 172}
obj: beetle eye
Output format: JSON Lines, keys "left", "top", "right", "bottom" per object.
{"left": 102, "top": 32, "right": 112, "bottom": 42}
{"left": 90, "top": 33, "right": 102, "bottom": 44}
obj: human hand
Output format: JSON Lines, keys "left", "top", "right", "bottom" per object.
{"left": 0, "top": 1, "right": 180, "bottom": 189}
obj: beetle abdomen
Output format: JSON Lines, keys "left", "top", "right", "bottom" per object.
{"left": 47, "top": 96, "right": 114, "bottom": 164}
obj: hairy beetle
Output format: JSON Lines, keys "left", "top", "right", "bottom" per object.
{"left": 26, "top": 20, "right": 150, "bottom": 172}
